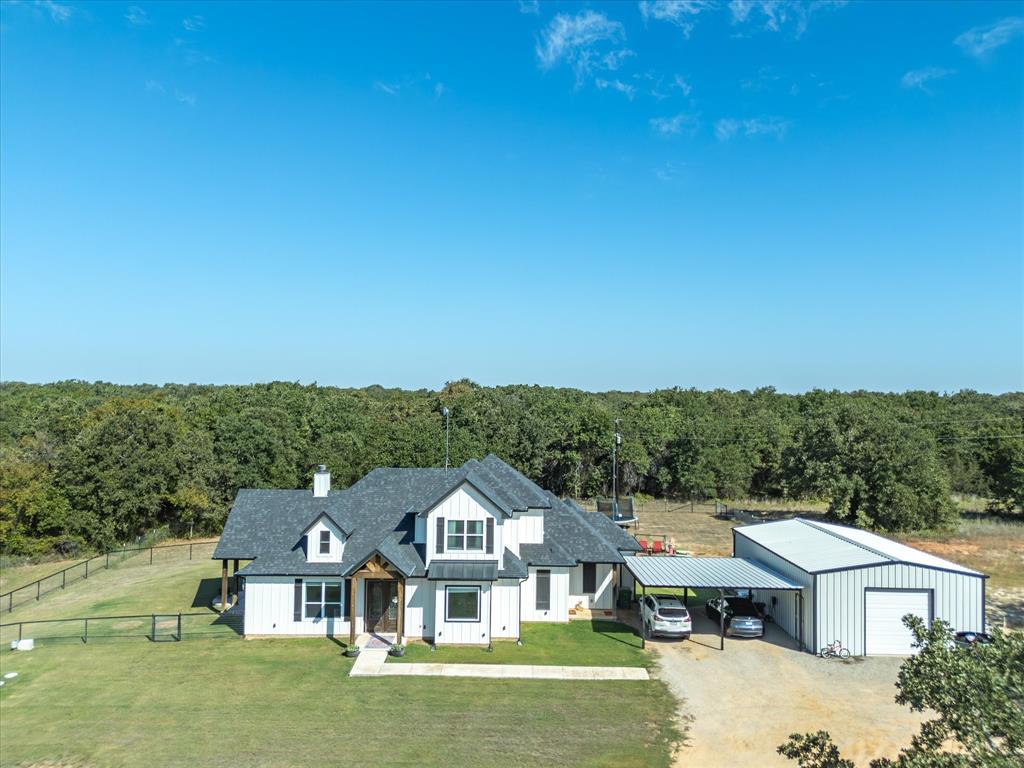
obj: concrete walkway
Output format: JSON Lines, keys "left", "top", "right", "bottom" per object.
{"left": 346, "top": 633, "right": 649, "bottom": 680}
{"left": 350, "top": 656, "right": 648, "bottom": 680}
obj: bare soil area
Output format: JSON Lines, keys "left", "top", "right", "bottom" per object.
{"left": 649, "top": 614, "right": 926, "bottom": 767}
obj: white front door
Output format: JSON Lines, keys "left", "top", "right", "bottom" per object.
{"left": 865, "top": 590, "right": 930, "bottom": 655}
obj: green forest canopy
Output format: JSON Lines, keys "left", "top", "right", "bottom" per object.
{"left": 1, "top": 380, "right": 1021, "bottom": 556}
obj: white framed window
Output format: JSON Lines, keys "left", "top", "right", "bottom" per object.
{"left": 304, "top": 581, "right": 342, "bottom": 619}
{"left": 445, "top": 585, "right": 480, "bottom": 622}
{"left": 318, "top": 529, "right": 331, "bottom": 555}
{"left": 446, "top": 520, "right": 484, "bottom": 552}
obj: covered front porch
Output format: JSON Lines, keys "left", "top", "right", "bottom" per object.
{"left": 347, "top": 554, "right": 408, "bottom": 647}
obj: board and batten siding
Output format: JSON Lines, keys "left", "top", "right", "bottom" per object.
{"left": 425, "top": 485, "right": 503, "bottom": 568}
{"left": 491, "top": 579, "right": 521, "bottom": 639}
{"left": 432, "top": 580, "right": 491, "bottom": 645}
{"left": 304, "top": 517, "right": 345, "bottom": 563}
{"left": 816, "top": 563, "right": 985, "bottom": 657}
{"left": 403, "top": 577, "right": 433, "bottom": 640}
{"left": 503, "top": 508, "right": 544, "bottom": 558}
{"left": 521, "top": 566, "right": 570, "bottom": 622}
{"left": 244, "top": 576, "right": 364, "bottom": 636}
{"left": 568, "top": 563, "right": 615, "bottom": 611}
{"left": 733, "top": 533, "right": 814, "bottom": 650}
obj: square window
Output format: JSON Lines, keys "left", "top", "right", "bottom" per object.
{"left": 305, "top": 583, "right": 323, "bottom": 603}
{"left": 324, "top": 583, "right": 341, "bottom": 603}
{"left": 445, "top": 586, "right": 480, "bottom": 622}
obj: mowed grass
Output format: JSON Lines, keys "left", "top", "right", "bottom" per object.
{"left": 0, "top": 638, "right": 679, "bottom": 768}
{"left": 0, "top": 557, "right": 681, "bottom": 767}
{"left": 391, "top": 619, "right": 648, "bottom": 667}
{"left": 0, "top": 556, "right": 82, "bottom": 594}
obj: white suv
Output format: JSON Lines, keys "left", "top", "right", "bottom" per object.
{"left": 640, "top": 593, "right": 692, "bottom": 640}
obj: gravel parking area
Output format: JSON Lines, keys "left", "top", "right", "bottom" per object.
{"left": 648, "top": 612, "right": 926, "bottom": 767}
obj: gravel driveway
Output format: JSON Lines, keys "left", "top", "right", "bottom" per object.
{"left": 648, "top": 612, "right": 926, "bottom": 766}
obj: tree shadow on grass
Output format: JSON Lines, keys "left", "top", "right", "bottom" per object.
{"left": 588, "top": 619, "right": 642, "bottom": 648}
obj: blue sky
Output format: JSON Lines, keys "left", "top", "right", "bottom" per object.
{"left": 1, "top": 1, "right": 1021, "bottom": 393}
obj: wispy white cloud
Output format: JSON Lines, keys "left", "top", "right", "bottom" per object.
{"left": 536, "top": 10, "right": 630, "bottom": 85}
{"left": 900, "top": 66, "right": 954, "bottom": 93}
{"left": 144, "top": 79, "right": 165, "bottom": 92}
{"left": 434, "top": 81, "right": 447, "bottom": 98}
{"left": 650, "top": 113, "right": 699, "bottom": 136}
{"left": 518, "top": 0, "right": 540, "bottom": 14}
{"left": 374, "top": 81, "right": 400, "bottom": 95}
{"left": 125, "top": 6, "right": 150, "bottom": 26}
{"left": 716, "top": 115, "right": 789, "bottom": 140}
{"left": 714, "top": 118, "right": 739, "bottom": 141}
{"left": 740, "top": 65, "right": 781, "bottom": 91}
{"left": 596, "top": 78, "right": 637, "bottom": 99}
{"left": 34, "top": 0, "right": 73, "bottom": 23}
{"left": 728, "top": 0, "right": 845, "bottom": 37}
{"left": 182, "top": 14, "right": 205, "bottom": 31}
{"left": 672, "top": 74, "right": 692, "bottom": 96}
{"left": 954, "top": 17, "right": 1024, "bottom": 58}
{"left": 639, "top": 1, "right": 715, "bottom": 39}
{"left": 175, "top": 90, "right": 197, "bottom": 106}
{"left": 654, "top": 160, "right": 687, "bottom": 182}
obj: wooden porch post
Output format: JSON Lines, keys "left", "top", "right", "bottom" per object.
{"left": 232, "top": 559, "right": 239, "bottom": 594}
{"left": 349, "top": 577, "right": 358, "bottom": 647}
{"left": 220, "top": 559, "right": 228, "bottom": 612}
{"left": 396, "top": 579, "right": 405, "bottom": 645}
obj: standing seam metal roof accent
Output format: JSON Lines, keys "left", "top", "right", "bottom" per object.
{"left": 622, "top": 555, "right": 802, "bottom": 590}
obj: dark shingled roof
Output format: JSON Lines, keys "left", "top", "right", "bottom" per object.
{"left": 216, "top": 454, "right": 638, "bottom": 577}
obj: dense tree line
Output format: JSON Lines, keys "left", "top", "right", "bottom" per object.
{"left": 0, "top": 380, "right": 1021, "bottom": 556}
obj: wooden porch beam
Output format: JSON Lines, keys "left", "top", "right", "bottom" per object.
{"left": 349, "top": 577, "right": 357, "bottom": 647}
{"left": 220, "top": 559, "right": 228, "bottom": 612}
{"left": 396, "top": 579, "right": 405, "bottom": 645}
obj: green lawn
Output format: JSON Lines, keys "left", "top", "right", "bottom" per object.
{"left": 0, "top": 559, "right": 683, "bottom": 767}
{"left": 390, "top": 619, "right": 649, "bottom": 667}
{"left": 0, "top": 637, "right": 679, "bottom": 768}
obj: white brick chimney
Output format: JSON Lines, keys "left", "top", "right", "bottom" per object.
{"left": 313, "top": 465, "right": 331, "bottom": 497}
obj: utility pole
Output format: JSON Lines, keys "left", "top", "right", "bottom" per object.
{"left": 612, "top": 419, "right": 622, "bottom": 517}
{"left": 442, "top": 407, "right": 451, "bottom": 474}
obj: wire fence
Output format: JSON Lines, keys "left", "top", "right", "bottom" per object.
{"left": 0, "top": 610, "right": 242, "bottom": 647}
{"left": 0, "top": 539, "right": 220, "bottom": 616}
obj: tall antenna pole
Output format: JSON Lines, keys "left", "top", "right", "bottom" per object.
{"left": 613, "top": 419, "right": 622, "bottom": 517}
{"left": 442, "top": 407, "right": 451, "bottom": 474}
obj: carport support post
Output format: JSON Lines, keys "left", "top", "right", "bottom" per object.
{"left": 233, "top": 559, "right": 239, "bottom": 595}
{"left": 719, "top": 588, "right": 725, "bottom": 651}
{"left": 220, "top": 559, "right": 228, "bottom": 613}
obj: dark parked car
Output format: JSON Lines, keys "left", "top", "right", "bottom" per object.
{"left": 705, "top": 596, "right": 765, "bottom": 638}
{"left": 953, "top": 631, "right": 994, "bottom": 649}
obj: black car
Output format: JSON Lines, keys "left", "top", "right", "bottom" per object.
{"left": 953, "top": 631, "right": 994, "bottom": 649}
{"left": 705, "top": 596, "right": 765, "bottom": 638}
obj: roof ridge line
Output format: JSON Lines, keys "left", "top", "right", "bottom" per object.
{"left": 797, "top": 518, "right": 895, "bottom": 564}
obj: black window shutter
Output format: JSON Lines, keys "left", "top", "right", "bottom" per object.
{"left": 583, "top": 563, "right": 597, "bottom": 594}
{"left": 343, "top": 578, "right": 351, "bottom": 616}
{"left": 293, "top": 578, "right": 302, "bottom": 621}
{"left": 436, "top": 517, "right": 445, "bottom": 554}
{"left": 485, "top": 518, "right": 494, "bottom": 555}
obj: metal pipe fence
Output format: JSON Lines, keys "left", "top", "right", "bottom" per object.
{"left": 0, "top": 610, "right": 242, "bottom": 646}
{"left": 1, "top": 539, "right": 220, "bottom": 616}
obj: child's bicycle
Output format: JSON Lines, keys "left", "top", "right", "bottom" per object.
{"left": 819, "top": 639, "right": 851, "bottom": 659}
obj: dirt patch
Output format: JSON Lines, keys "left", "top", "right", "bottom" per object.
{"left": 649, "top": 615, "right": 925, "bottom": 767}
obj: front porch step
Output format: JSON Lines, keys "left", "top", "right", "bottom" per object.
{"left": 568, "top": 608, "right": 617, "bottom": 621}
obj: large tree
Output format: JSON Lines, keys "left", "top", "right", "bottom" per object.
{"left": 779, "top": 618, "right": 1024, "bottom": 768}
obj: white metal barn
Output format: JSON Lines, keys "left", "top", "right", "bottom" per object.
{"left": 733, "top": 518, "right": 986, "bottom": 656}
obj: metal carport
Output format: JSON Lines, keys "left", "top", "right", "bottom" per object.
{"left": 622, "top": 555, "right": 804, "bottom": 650}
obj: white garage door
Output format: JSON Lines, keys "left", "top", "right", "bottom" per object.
{"left": 865, "top": 590, "right": 930, "bottom": 655}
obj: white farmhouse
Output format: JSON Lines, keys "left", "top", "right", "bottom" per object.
{"left": 213, "top": 455, "right": 641, "bottom": 645}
